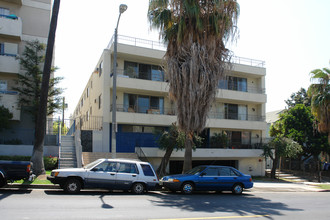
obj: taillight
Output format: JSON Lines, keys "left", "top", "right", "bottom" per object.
{"left": 27, "top": 164, "right": 31, "bottom": 173}
{"left": 249, "top": 177, "right": 252, "bottom": 182}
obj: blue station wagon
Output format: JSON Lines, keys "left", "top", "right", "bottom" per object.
{"left": 160, "top": 165, "right": 253, "bottom": 194}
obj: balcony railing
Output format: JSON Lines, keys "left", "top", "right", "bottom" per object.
{"left": 113, "top": 69, "right": 165, "bottom": 82}
{"left": 107, "top": 35, "right": 265, "bottom": 68}
{"left": 112, "top": 104, "right": 264, "bottom": 122}
{"left": 107, "top": 35, "right": 167, "bottom": 51}
{"left": 207, "top": 112, "right": 265, "bottom": 122}
{"left": 205, "top": 137, "right": 269, "bottom": 149}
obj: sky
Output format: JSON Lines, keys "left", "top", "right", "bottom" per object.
{"left": 54, "top": 0, "right": 330, "bottom": 118}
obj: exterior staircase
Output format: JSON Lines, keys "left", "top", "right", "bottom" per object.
{"left": 59, "top": 136, "right": 77, "bottom": 168}
{"left": 266, "top": 169, "right": 309, "bottom": 183}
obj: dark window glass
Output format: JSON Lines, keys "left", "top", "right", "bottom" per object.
{"left": 141, "top": 164, "right": 155, "bottom": 176}
{"left": 139, "top": 64, "right": 151, "bottom": 80}
{"left": 124, "top": 61, "right": 138, "bottom": 78}
{"left": 225, "top": 104, "right": 238, "bottom": 119}
{"left": 219, "top": 167, "right": 232, "bottom": 176}
{"left": 203, "top": 167, "right": 219, "bottom": 176}
{"left": 118, "top": 163, "right": 138, "bottom": 174}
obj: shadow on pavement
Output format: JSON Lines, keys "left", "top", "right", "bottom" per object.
{"left": 0, "top": 188, "right": 32, "bottom": 201}
{"left": 148, "top": 191, "right": 303, "bottom": 219}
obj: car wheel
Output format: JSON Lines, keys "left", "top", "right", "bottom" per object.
{"left": 181, "top": 182, "right": 194, "bottom": 194}
{"left": 132, "top": 182, "right": 145, "bottom": 194}
{"left": 0, "top": 176, "right": 6, "bottom": 188}
{"left": 64, "top": 178, "right": 81, "bottom": 194}
{"left": 232, "top": 183, "right": 243, "bottom": 195}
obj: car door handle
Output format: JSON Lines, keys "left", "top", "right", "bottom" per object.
{"left": 110, "top": 173, "right": 115, "bottom": 176}
{"left": 214, "top": 177, "right": 218, "bottom": 180}
{"left": 132, "top": 174, "right": 137, "bottom": 177}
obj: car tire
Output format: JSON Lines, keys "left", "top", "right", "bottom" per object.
{"left": 132, "top": 182, "right": 145, "bottom": 194}
{"left": 64, "top": 178, "right": 81, "bottom": 194}
{"left": 181, "top": 182, "right": 194, "bottom": 194}
{"left": 232, "top": 183, "right": 243, "bottom": 195}
{"left": 0, "top": 176, "right": 6, "bottom": 188}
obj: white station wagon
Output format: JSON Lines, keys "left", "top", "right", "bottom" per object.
{"left": 47, "top": 158, "right": 159, "bottom": 194}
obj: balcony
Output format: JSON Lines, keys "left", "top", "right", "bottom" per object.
{"left": 112, "top": 104, "right": 264, "bottom": 122}
{"left": 0, "top": 90, "right": 20, "bottom": 120}
{"left": 0, "top": 54, "right": 20, "bottom": 74}
{"left": 0, "top": 15, "right": 22, "bottom": 40}
{"left": 2, "top": 0, "right": 22, "bottom": 5}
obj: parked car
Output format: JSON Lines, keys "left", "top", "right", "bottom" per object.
{"left": 47, "top": 158, "right": 159, "bottom": 194}
{"left": 0, "top": 160, "right": 33, "bottom": 188}
{"left": 160, "top": 165, "right": 253, "bottom": 195}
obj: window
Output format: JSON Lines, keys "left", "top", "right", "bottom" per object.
{"left": 124, "top": 93, "right": 164, "bottom": 114}
{"left": 225, "top": 104, "right": 238, "bottom": 120}
{"left": 93, "top": 162, "right": 117, "bottom": 172}
{"left": 0, "top": 7, "right": 10, "bottom": 16}
{"left": 99, "top": 61, "right": 103, "bottom": 77}
{"left": 121, "top": 125, "right": 164, "bottom": 133}
{"left": 141, "top": 164, "right": 155, "bottom": 176}
{"left": 219, "top": 76, "right": 247, "bottom": 92}
{"left": 98, "top": 94, "right": 102, "bottom": 109}
{"left": 124, "top": 61, "right": 164, "bottom": 82}
{"left": 118, "top": 163, "right": 138, "bottom": 174}
{"left": 86, "top": 87, "right": 89, "bottom": 98}
{"left": 203, "top": 167, "right": 220, "bottom": 176}
{"left": 0, "top": 80, "right": 7, "bottom": 91}
{"left": 0, "top": 43, "right": 4, "bottom": 55}
{"left": 219, "top": 168, "right": 239, "bottom": 176}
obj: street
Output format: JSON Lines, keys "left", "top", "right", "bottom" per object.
{"left": 1, "top": 189, "right": 329, "bottom": 220}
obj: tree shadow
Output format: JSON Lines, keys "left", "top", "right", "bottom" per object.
{"left": 0, "top": 188, "right": 32, "bottom": 201}
{"left": 148, "top": 191, "right": 303, "bottom": 219}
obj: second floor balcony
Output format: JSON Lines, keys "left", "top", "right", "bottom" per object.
{"left": 0, "top": 53, "right": 20, "bottom": 74}
{"left": 111, "top": 104, "right": 265, "bottom": 122}
{"left": 0, "top": 15, "right": 22, "bottom": 40}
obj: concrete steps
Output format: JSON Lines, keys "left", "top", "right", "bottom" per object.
{"left": 266, "top": 169, "right": 309, "bottom": 183}
{"left": 59, "top": 136, "right": 77, "bottom": 168}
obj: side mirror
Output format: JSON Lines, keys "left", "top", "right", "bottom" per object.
{"left": 200, "top": 172, "right": 206, "bottom": 177}
{"left": 91, "top": 167, "right": 98, "bottom": 172}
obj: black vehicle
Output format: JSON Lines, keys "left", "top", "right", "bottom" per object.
{"left": 0, "top": 160, "right": 33, "bottom": 187}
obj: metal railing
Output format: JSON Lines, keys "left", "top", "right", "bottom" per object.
{"left": 113, "top": 69, "right": 165, "bottom": 82}
{"left": 107, "top": 35, "right": 265, "bottom": 68}
{"left": 107, "top": 35, "right": 167, "bottom": 51}
{"left": 231, "top": 56, "right": 265, "bottom": 67}
{"left": 207, "top": 137, "right": 269, "bottom": 149}
{"left": 75, "top": 116, "right": 103, "bottom": 131}
{"left": 111, "top": 104, "right": 265, "bottom": 122}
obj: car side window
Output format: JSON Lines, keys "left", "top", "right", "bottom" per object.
{"left": 93, "top": 162, "right": 113, "bottom": 172}
{"left": 203, "top": 167, "right": 220, "bottom": 176}
{"left": 219, "top": 167, "right": 239, "bottom": 176}
{"left": 141, "top": 164, "right": 155, "bottom": 176}
{"left": 118, "top": 163, "right": 138, "bottom": 174}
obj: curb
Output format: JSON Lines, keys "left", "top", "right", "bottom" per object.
{"left": 3, "top": 184, "right": 60, "bottom": 189}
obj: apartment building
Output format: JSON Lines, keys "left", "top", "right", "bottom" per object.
{"left": 0, "top": 0, "right": 51, "bottom": 143}
{"left": 73, "top": 35, "right": 267, "bottom": 176}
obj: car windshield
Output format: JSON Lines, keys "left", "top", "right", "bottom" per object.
{"left": 185, "top": 166, "right": 207, "bottom": 175}
{"left": 84, "top": 159, "right": 103, "bottom": 169}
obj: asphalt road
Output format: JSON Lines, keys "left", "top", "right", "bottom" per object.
{"left": 1, "top": 189, "right": 329, "bottom": 220}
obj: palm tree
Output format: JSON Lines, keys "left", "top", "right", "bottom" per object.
{"left": 148, "top": 0, "right": 239, "bottom": 172}
{"left": 307, "top": 68, "right": 330, "bottom": 144}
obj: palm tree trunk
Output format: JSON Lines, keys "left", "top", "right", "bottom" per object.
{"left": 156, "top": 146, "right": 174, "bottom": 177}
{"left": 31, "top": 0, "right": 60, "bottom": 175}
{"left": 182, "top": 134, "right": 193, "bottom": 173}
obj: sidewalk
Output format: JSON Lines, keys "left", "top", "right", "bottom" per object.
{"left": 250, "top": 181, "right": 330, "bottom": 192}
{"left": 3, "top": 180, "right": 330, "bottom": 192}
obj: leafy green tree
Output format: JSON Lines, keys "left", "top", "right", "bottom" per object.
{"left": 14, "top": 40, "right": 63, "bottom": 122}
{"left": 307, "top": 68, "right": 330, "bottom": 144}
{"left": 210, "top": 131, "right": 228, "bottom": 148}
{"left": 155, "top": 123, "right": 202, "bottom": 177}
{"left": 0, "top": 106, "right": 13, "bottom": 131}
{"left": 148, "top": 0, "right": 239, "bottom": 172}
{"left": 263, "top": 137, "right": 302, "bottom": 179}
{"left": 270, "top": 104, "right": 329, "bottom": 171}
{"left": 285, "top": 88, "right": 311, "bottom": 108}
